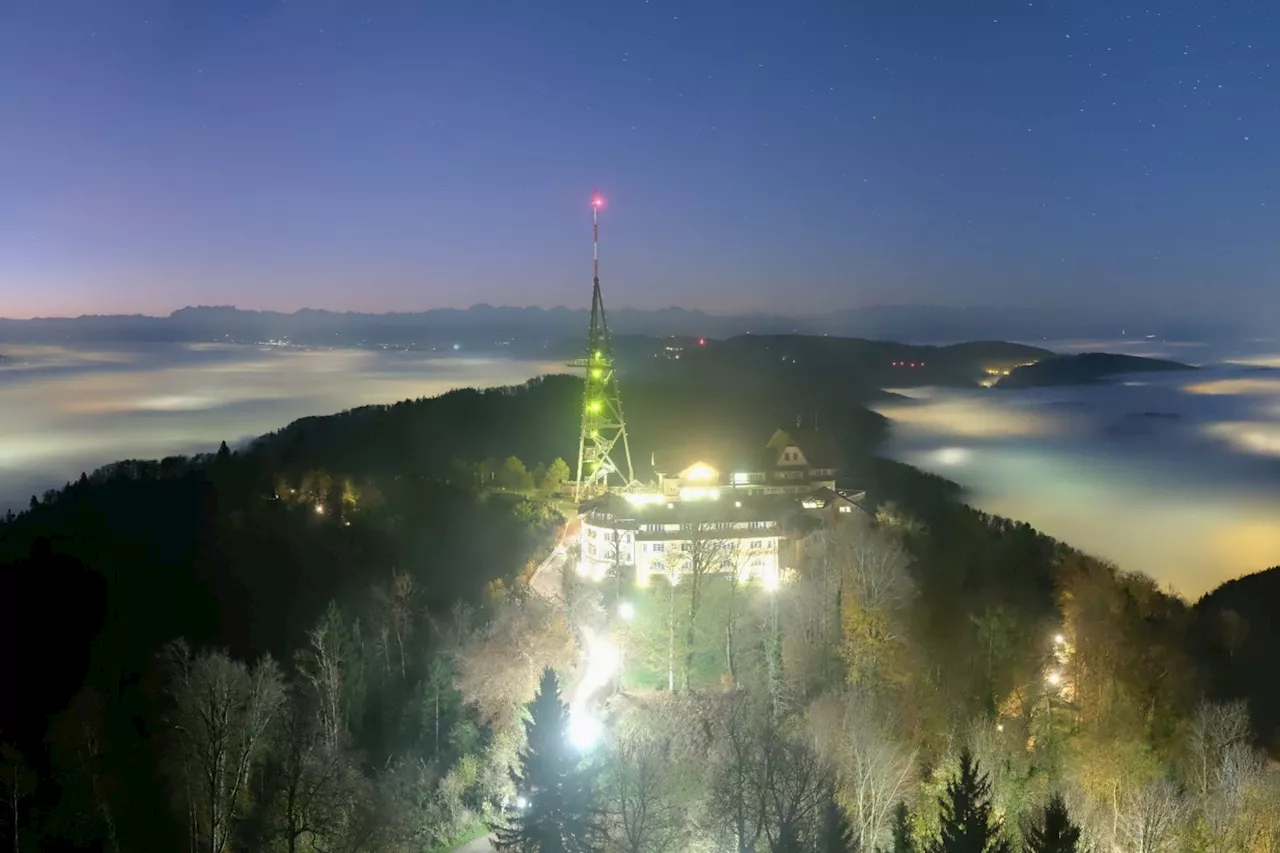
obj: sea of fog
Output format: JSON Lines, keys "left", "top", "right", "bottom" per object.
{"left": 0, "top": 342, "right": 561, "bottom": 514}
{"left": 2, "top": 337, "right": 1279, "bottom": 598}
{"left": 876, "top": 336, "right": 1280, "bottom": 599}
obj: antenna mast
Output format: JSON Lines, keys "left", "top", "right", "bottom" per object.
{"left": 573, "top": 190, "right": 635, "bottom": 500}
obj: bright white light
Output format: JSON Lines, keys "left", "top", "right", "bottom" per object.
{"left": 625, "top": 492, "right": 665, "bottom": 506}
{"left": 568, "top": 713, "right": 602, "bottom": 751}
{"left": 935, "top": 447, "right": 971, "bottom": 466}
{"left": 996, "top": 723, "right": 1005, "bottom": 732}
{"left": 762, "top": 568, "right": 780, "bottom": 592}
{"left": 735, "top": 501, "right": 742, "bottom": 508}
{"left": 516, "top": 795, "right": 528, "bottom": 810}
{"left": 679, "top": 486, "right": 720, "bottom": 501}
{"left": 314, "top": 504, "right": 325, "bottom": 515}
{"left": 451, "top": 343, "right": 461, "bottom": 351}
{"left": 1054, "top": 633, "right": 1065, "bottom": 646}
{"left": 685, "top": 462, "right": 716, "bottom": 481}
{"left": 1047, "top": 671, "right": 1062, "bottom": 686}
{"left": 618, "top": 601, "right": 636, "bottom": 621}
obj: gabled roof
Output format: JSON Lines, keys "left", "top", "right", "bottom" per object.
{"left": 654, "top": 427, "right": 842, "bottom": 475}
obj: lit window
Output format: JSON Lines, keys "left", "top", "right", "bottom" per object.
{"left": 839, "top": 505, "right": 853, "bottom": 513}
{"left": 653, "top": 543, "right": 665, "bottom": 553}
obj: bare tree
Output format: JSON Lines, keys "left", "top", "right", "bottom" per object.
{"left": 761, "top": 735, "right": 829, "bottom": 852}
{"left": 804, "top": 518, "right": 914, "bottom": 689}
{"left": 605, "top": 740, "right": 683, "bottom": 853}
{"left": 266, "top": 687, "right": 360, "bottom": 853}
{"left": 808, "top": 693, "right": 916, "bottom": 850}
{"left": 48, "top": 688, "right": 121, "bottom": 853}
{"left": 0, "top": 742, "right": 36, "bottom": 853}
{"left": 1114, "top": 779, "right": 1186, "bottom": 853}
{"left": 1187, "top": 699, "right": 1251, "bottom": 801}
{"left": 709, "top": 695, "right": 770, "bottom": 853}
{"left": 160, "top": 640, "right": 287, "bottom": 853}
{"left": 371, "top": 569, "right": 416, "bottom": 680}
{"left": 723, "top": 538, "right": 764, "bottom": 688}
{"left": 297, "top": 602, "right": 350, "bottom": 751}
{"left": 664, "top": 520, "right": 733, "bottom": 692}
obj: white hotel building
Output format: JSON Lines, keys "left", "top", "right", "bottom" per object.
{"left": 578, "top": 429, "right": 864, "bottom": 587}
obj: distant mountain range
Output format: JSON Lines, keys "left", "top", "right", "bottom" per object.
{"left": 0, "top": 304, "right": 1240, "bottom": 352}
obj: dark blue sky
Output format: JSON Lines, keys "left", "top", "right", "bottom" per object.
{"left": 2, "top": 0, "right": 1277, "bottom": 319}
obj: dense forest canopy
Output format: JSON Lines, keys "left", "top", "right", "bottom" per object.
{"left": 1, "top": 342, "right": 1278, "bottom": 853}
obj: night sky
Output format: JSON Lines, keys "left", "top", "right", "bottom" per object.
{"left": 2, "top": 1, "right": 1277, "bottom": 320}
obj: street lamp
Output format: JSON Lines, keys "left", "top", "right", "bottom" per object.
{"left": 567, "top": 713, "right": 601, "bottom": 752}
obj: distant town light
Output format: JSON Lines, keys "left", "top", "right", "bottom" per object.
{"left": 314, "top": 504, "right": 325, "bottom": 515}
{"left": 1054, "top": 633, "right": 1066, "bottom": 646}
{"left": 1047, "top": 671, "right": 1062, "bottom": 686}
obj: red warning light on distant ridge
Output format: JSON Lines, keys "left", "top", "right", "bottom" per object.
{"left": 698, "top": 338, "right": 706, "bottom": 346}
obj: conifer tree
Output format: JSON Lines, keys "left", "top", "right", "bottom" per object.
{"left": 927, "top": 750, "right": 1010, "bottom": 853}
{"left": 1023, "top": 794, "right": 1080, "bottom": 853}
{"left": 493, "top": 668, "right": 602, "bottom": 853}
{"left": 879, "top": 802, "right": 916, "bottom": 853}
{"left": 818, "top": 789, "right": 861, "bottom": 852}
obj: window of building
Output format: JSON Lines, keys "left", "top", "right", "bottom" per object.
{"left": 682, "top": 560, "right": 692, "bottom": 570}
{"left": 750, "top": 540, "right": 762, "bottom": 550}
{"left": 652, "top": 543, "right": 665, "bottom": 553}
{"left": 839, "top": 505, "right": 853, "bottom": 513}
{"left": 588, "top": 543, "right": 597, "bottom": 556}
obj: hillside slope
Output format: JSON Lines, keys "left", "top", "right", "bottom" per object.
{"left": 997, "top": 352, "right": 1194, "bottom": 388}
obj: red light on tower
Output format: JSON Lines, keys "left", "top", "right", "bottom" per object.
{"left": 592, "top": 193, "right": 605, "bottom": 209}
{"left": 698, "top": 337, "right": 706, "bottom": 346}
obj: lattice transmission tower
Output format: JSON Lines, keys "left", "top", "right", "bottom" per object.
{"left": 573, "top": 191, "right": 634, "bottom": 500}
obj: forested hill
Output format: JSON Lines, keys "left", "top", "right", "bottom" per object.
{"left": 996, "top": 351, "right": 1194, "bottom": 387}
{"left": 0, "top": 357, "right": 1276, "bottom": 851}
{"left": 1194, "top": 565, "right": 1280, "bottom": 748}
{"left": 651, "top": 335, "right": 1050, "bottom": 391}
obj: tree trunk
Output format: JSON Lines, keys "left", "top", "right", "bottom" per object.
{"left": 667, "top": 583, "right": 676, "bottom": 693}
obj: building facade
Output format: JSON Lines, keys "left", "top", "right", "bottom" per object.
{"left": 577, "top": 429, "right": 865, "bottom": 588}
